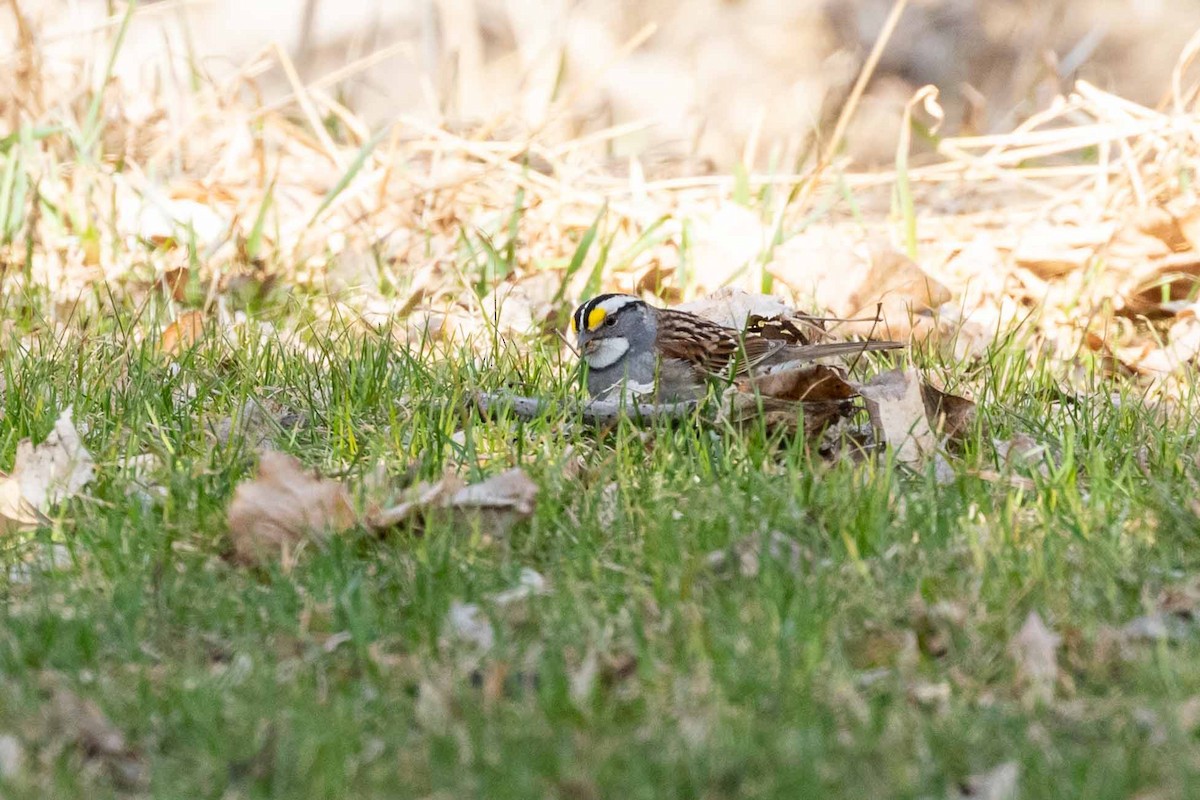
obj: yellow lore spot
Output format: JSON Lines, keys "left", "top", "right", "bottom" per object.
{"left": 587, "top": 307, "right": 607, "bottom": 331}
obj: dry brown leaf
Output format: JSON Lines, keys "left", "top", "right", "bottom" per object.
{"left": 157, "top": 266, "right": 194, "bottom": 302}
{"left": 1009, "top": 610, "right": 1060, "bottom": 705}
{"left": 1013, "top": 222, "right": 1104, "bottom": 278}
{"left": 0, "top": 408, "right": 94, "bottom": 534}
{"left": 717, "top": 387, "right": 851, "bottom": 438}
{"left": 769, "top": 233, "right": 949, "bottom": 340}
{"left": 1107, "top": 206, "right": 1191, "bottom": 262}
{"left": 845, "top": 247, "right": 951, "bottom": 338}
{"left": 227, "top": 451, "right": 356, "bottom": 566}
{"left": 1173, "top": 203, "right": 1200, "bottom": 251}
{"left": 856, "top": 369, "right": 938, "bottom": 466}
{"left": 920, "top": 382, "right": 977, "bottom": 441}
{"left": 368, "top": 468, "right": 538, "bottom": 540}
{"left": 744, "top": 364, "right": 856, "bottom": 403}
{"left": 159, "top": 310, "right": 205, "bottom": 355}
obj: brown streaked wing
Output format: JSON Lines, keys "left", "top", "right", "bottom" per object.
{"left": 655, "top": 310, "right": 778, "bottom": 376}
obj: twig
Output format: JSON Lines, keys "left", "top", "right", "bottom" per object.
{"left": 473, "top": 392, "right": 698, "bottom": 426}
{"left": 795, "top": 0, "right": 911, "bottom": 211}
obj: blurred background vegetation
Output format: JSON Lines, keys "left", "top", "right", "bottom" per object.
{"left": 12, "top": 0, "right": 1200, "bottom": 170}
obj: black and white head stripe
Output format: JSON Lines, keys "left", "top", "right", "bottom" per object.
{"left": 571, "top": 294, "right": 645, "bottom": 334}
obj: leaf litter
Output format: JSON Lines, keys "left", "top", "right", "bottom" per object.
{"left": 226, "top": 450, "right": 540, "bottom": 566}
{"left": 0, "top": 408, "right": 94, "bottom": 535}
{"left": 1009, "top": 611, "right": 1062, "bottom": 706}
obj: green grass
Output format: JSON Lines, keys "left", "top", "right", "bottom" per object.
{"left": 2, "top": 293, "right": 1200, "bottom": 800}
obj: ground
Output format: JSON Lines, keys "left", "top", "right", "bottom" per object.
{"left": 5, "top": 2, "right": 1200, "bottom": 799}
{"left": 2, "top": 315, "right": 1200, "bottom": 798}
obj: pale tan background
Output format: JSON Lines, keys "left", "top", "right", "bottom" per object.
{"left": 12, "top": 0, "right": 1200, "bottom": 167}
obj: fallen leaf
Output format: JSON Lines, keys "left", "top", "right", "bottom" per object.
{"left": 158, "top": 266, "right": 192, "bottom": 302}
{"left": 43, "top": 687, "right": 146, "bottom": 790}
{"left": 368, "top": 468, "right": 538, "bottom": 540}
{"left": 136, "top": 193, "right": 227, "bottom": 249}
{"left": 673, "top": 287, "right": 792, "bottom": 331}
{"left": 717, "top": 387, "right": 852, "bottom": 438}
{"left": 920, "top": 382, "right": 976, "bottom": 442}
{"left": 491, "top": 568, "right": 548, "bottom": 607}
{"left": 1009, "top": 611, "right": 1060, "bottom": 705}
{"left": 227, "top": 451, "right": 356, "bottom": 566}
{"left": 745, "top": 364, "right": 856, "bottom": 403}
{"left": 769, "top": 232, "right": 949, "bottom": 339}
{"left": 0, "top": 734, "right": 24, "bottom": 779}
{"left": 856, "top": 369, "right": 938, "bottom": 466}
{"left": 0, "top": 408, "right": 93, "bottom": 534}
{"left": 908, "top": 680, "right": 951, "bottom": 711}
{"left": 479, "top": 272, "right": 560, "bottom": 337}
{"left": 159, "top": 310, "right": 205, "bottom": 355}
{"left": 684, "top": 203, "right": 768, "bottom": 292}
{"left": 1013, "top": 223, "right": 1100, "bottom": 278}
{"left": 446, "top": 601, "right": 495, "bottom": 650}
{"left": 956, "top": 761, "right": 1020, "bottom": 800}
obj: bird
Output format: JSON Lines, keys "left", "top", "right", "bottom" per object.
{"left": 570, "top": 293, "right": 904, "bottom": 401}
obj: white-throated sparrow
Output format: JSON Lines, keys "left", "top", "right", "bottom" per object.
{"left": 571, "top": 293, "right": 903, "bottom": 400}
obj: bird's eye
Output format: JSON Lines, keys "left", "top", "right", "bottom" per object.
{"left": 605, "top": 316, "right": 617, "bottom": 327}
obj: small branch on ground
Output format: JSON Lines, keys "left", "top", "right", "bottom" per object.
{"left": 472, "top": 392, "right": 698, "bottom": 426}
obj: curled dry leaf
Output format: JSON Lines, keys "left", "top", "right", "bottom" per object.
{"left": 368, "top": 468, "right": 538, "bottom": 540}
{"left": 856, "top": 369, "right": 939, "bottom": 467}
{"left": 0, "top": 408, "right": 94, "bottom": 534}
{"left": 227, "top": 451, "right": 356, "bottom": 566}
{"left": 920, "top": 382, "right": 977, "bottom": 441}
{"left": 1008, "top": 610, "right": 1061, "bottom": 705}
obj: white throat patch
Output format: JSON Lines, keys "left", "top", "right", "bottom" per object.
{"left": 584, "top": 336, "right": 630, "bottom": 369}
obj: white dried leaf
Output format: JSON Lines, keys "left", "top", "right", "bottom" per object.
{"left": 491, "top": 568, "right": 548, "bottom": 607}
{"left": 368, "top": 468, "right": 537, "bottom": 539}
{"left": 0, "top": 408, "right": 94, "bottom": 533}
{"left": 673, "top": 287, "right": 791, "bottom": 331}
{"left": 446, "top": 601, "right": 495, "bottom": 651}
{"left": 1009, "top": 611, "right": 1060, "bottom": 704}
{"left": 857, "top": 369, "right": 938, "bottom": 467}
{"left": 957, "top": 761, "right": 1020, "bottom": 800}
{"left": 0, "top": 733, "right": 23, "bottom": 779}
